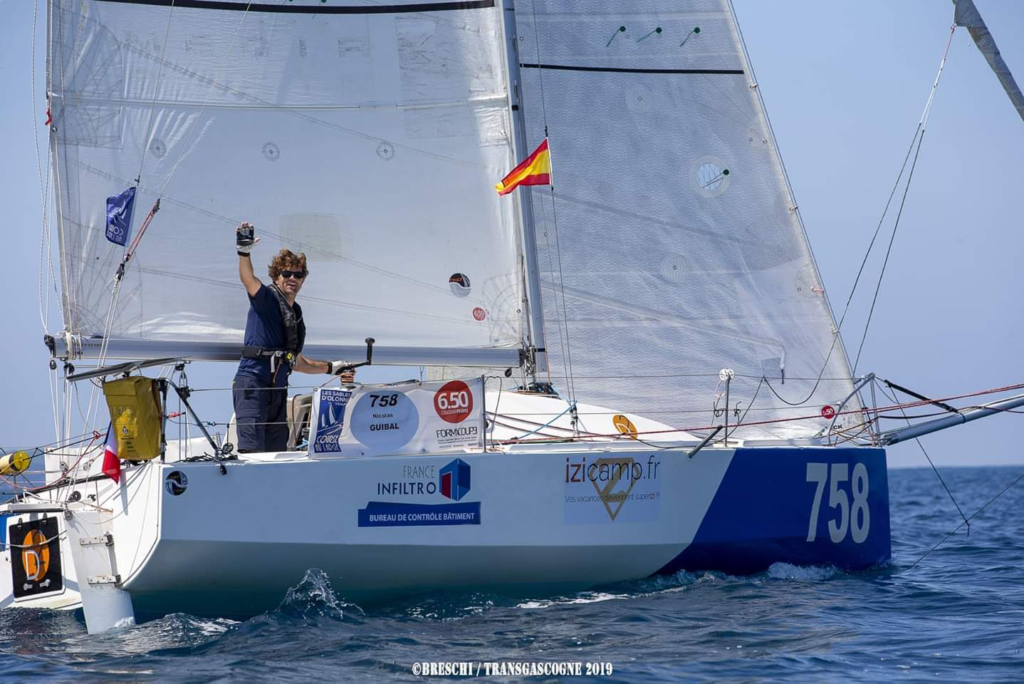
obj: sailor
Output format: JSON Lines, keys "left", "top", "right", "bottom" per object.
{"left": 234, "top": 222, "right": 353, "bottom": 453}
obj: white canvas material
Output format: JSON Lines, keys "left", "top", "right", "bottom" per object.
{"left": 49, "top": 0, "right": 524, "bottom": 353}
{"left": 514, "top": 0, "right": 860, "bottom": 438}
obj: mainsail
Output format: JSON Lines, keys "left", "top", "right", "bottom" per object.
{"left": 514, "top": 0, "right": 861, "bottom": 438}
{"left": 49, "top": 0, "right": 524, "bottom": 363}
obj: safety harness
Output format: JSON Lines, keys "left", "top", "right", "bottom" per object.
{"left": 240, "top": 284, "right": 306, "bottom": 381}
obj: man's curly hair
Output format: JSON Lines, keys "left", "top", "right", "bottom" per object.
{"left": 268, "top": 249, "right": 308, "bottom": 280}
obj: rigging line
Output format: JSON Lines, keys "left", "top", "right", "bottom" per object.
{"left": 54, "top": 6, "right": 81, "bottom": 451}
{"left": 32, "top": 0, "right": 48, "bottom": 331}
{"left": 546, "top": 184, "right": 576, "bottom": 404}
{"left": 134, "top": 0, "right": 177, "bottom": 184}
{"left": 32, "top": 1, "right": 61, "bottom": 444}
{"left": 506, "top": 401, "right": 578, "bottom": 441}
{"left": 852, "top": 129, "right": 927, "bottom": 376}
{"left": 54, "top": 3, "right": 73, "bottom": 345}
{"left": 524, "top": 0, "right": 574, "bottom": 403}
{"left": 699, "top": 376, "right": 767, "bottom": 450}
{"left": 754, "top": 126, "right": 923, "bottom": 406}
{"left": 901, "top": 468, "right": 1024, "bottom": 575}
{"left": 486, "top": 376, "right": 502, "bottom": 447}
{"left": 760, "top": 95, "right": 928, "bottom": 404}
{"left": 728, "top": 376, "right": 764, "bottom": 437}
{"left": 853, "top": 22, "right": 956, "bottom": 375}
{"left": 835, "top": 125, "right": 922, "bottom": 333}
{"left": 879, "top": 382, "right": 970, "bottom": 534}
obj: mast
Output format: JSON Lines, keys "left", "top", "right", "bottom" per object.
{"left": 498, "top": 0, "right": 548, "bottom": 383}
{"left": 953, "top": 0, "right": 1024, "bottom": 123}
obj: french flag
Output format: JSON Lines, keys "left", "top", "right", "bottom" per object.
{"left": 102, "top": 425, "right": 121, "bottom": 484}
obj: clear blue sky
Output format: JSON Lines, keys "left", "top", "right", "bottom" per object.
{"left": 1, "top": 1, "right": 1022, "bottom": 468}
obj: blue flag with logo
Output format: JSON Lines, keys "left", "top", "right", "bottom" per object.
{"left": 105, "top": 186, "right": 137, "bottom": 246}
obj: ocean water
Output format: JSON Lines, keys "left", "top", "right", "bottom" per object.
{"left": 1, "top": 466, "right": 1022, "bottom": 682}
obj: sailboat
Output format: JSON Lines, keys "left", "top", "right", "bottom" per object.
{"left": 2, "top": 0, "right": 1021, "bottom": 634}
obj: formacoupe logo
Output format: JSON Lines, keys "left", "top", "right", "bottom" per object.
{"left": 439, "top": 458, "right": 470, "bottom": 501}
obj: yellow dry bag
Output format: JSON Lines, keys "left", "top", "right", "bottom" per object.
{"left": 102, "top": 377, "right": 163, "bottom": 461}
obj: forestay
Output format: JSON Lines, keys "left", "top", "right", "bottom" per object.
{"left": 49, "top": 0, "right": 523, "bottom": 355}
{"left": 515, "top": 0, "right": 861, "bottom": 439}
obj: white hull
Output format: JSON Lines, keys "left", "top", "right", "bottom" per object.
{"left": 3, "top": 443, "right": 890, "bottom": 621}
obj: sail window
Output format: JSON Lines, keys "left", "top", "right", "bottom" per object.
{"left": 693, "top": 158, "right": 730, "bottom": 197}
{"left": 449, "top": 273, "right": 472, "bottom": 297}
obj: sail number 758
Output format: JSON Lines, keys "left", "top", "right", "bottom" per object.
{"left": 806, "top": 462, "right": 870, "bottom": 544}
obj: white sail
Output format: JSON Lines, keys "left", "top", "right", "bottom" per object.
{"left": 49, "top": 0, "right": 523, "bottom": 357}
{"left": 514, "top": 0, "right": 860, "bottom": 438}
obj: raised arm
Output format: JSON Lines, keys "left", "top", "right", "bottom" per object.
{"left": 236, "top": 222, "right": 262, "bottom": 297}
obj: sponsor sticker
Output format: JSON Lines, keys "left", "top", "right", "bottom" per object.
{"left": 563, "top": 454, "right": 661, "bottom": 524}
{"left": 165, "top": 471, "right": 188, "bottom": 496}
{"left": 311, "top": 388, "right": 352, "bottom": 453}
{"left": 434, "top": 424, "right": 480, "bottom": 450}
{"left": 821, "top": 405, "right": 836, "bottom": 420}
{"left": 434, "top": 381, "right": 473, "bottom": 424}
{"left": 472, "top": 307, "right": 487, "bottom": 321}
{"left": 358, "top": 501, "right": 480, "bottom": 527}
{"left": 11, "top": 517, "right": 64, "bottom": 599}
{"left": 359, "top": 458, "right": 480, "bottom": 527}
{"left": 350, "top": 390, "right": 419, "bottom": 451}
{"left": 430, "top": 381, "right": 479, "bottom": 450}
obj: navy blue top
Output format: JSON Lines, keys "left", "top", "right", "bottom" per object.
{"left": 236, "top": 284, "right": 305, "bottom": 387}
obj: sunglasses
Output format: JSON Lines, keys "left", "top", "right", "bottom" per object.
{"left": 280, "top": 270, "right": 307, "bottom": 280}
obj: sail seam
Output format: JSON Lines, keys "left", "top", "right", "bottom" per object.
{"left": 520, "top": 64, "right": 743, "bottom": 76}
{"left": 94, "top": 0, "right": 494, "bottom": 13}
{"left": 58, "top": 94, "right": 509, "bottom": 111}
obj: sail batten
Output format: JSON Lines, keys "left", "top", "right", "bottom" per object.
{"left": 93, "top": 0, "right": 497, "bottom": 15}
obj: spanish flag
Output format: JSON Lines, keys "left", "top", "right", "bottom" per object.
{"left": 495, "top": 139, "right": 551, "bottom": 195}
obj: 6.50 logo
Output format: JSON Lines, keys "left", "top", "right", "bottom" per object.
{"left": 805, "top": 462, "right": 870, "bottom": 544}
{"left": 433, "top": 381, "right": 473, "bottom": 424}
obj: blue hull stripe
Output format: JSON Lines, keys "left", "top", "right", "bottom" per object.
{"left": 657, "top": 448, "right": 891, "bottom": 576}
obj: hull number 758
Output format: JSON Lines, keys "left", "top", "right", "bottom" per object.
{"left": 806, "top": 462, "right": 870, "bottom": 544}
